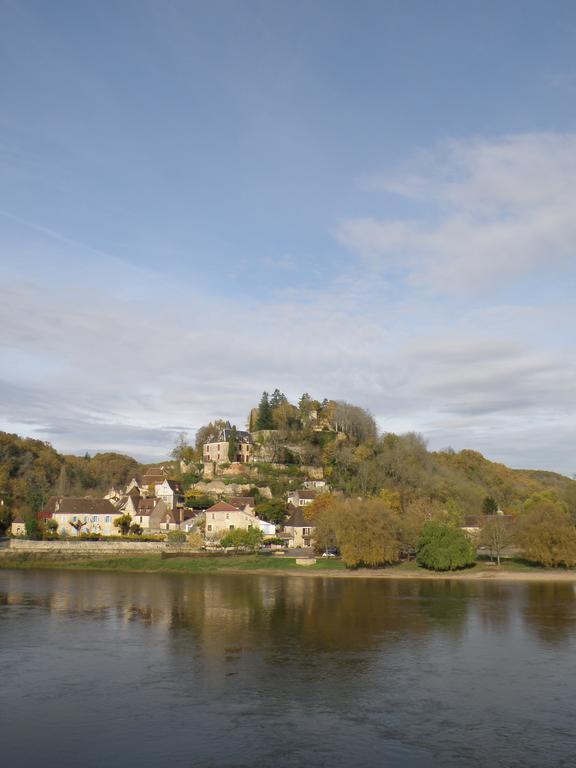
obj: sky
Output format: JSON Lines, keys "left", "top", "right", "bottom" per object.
{"left": 1, "top": 0, "right": 575, "bottom": 474}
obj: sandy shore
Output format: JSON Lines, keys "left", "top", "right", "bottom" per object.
{"left": 224, "top": 566, "right": 576, "bottom": 582}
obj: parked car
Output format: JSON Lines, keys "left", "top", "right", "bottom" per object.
{"left": 321, "top": 548, "right": 339, "bottom": 558}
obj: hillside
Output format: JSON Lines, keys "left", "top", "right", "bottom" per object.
{"left": 1, "top": 401, "right": 575, "bottom": 535}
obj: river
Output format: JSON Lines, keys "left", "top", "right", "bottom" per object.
{"left": 1, "top": 569, "right": 576, "bottom": 767}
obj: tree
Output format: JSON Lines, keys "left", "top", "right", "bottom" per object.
{"left": 255, "top": 499, "right": 286, "bottom": 525}
{"left": 416, "top": 521, "right": 476, "bottom": 571}
{"left": 220, "top": 527, "right": 263, "bottom": 549}
{"left": 25, "top": 517, "right": 43, "bottom": 540}
{"left": 227, "top": 426, "right": 238, "bottom": 462}
{"left": 171, "top": 432, "right": 196, "bottom": 464}
{"left": 270, "top": 389, "right": 288, "bottom": 409}
{"left": 113, "top": 513, "right": 132, "bottom": 536}
{"left": 480, "top": 516, "right": 513, "bottom": 565}
{"left": 194, "top": 420, "right": 227, "bottom": 451}
{"left": 482, "top": 496, "right": 498, "bottom": 515}
{"left": 68, "top": 518, "right": 88, "bottom": 537}
{"left": 129, "top": 522, "right": 143, "bottom": 536}
{"left": 256, "top": 392, "right": 274, "bottom": 430}
{"left": 517, "top": 496, "right": 576, "bottom": 567}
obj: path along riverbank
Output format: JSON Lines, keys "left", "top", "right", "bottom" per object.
{"left": 1, "top": 552, "right": 576, "bottom": 582}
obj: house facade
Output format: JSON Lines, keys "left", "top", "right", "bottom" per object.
{"left": 286, "top": 490, "right": 317, "bottom": 507}
{"left": 154, "top": 479, "right": 184, "bottom": 511}
{"left": 284, "top": 506, "right": 315, "bottom": 548}
{"left": 203, "top": 427, "right": 254, "bottom": 465}
{"left": 205, "top": 500, "right": 259, "bottom": 538}
{"left": 43, "top": 497, "right": 119, "bottom": 536}
{"left": 11, "top": 516, "right": 26, "bottom": 536}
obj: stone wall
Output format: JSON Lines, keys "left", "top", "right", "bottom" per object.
{"left": 9, "top": 539, "right": 168, "bottom": 554}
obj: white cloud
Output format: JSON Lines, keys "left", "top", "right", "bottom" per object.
{"left": 339, "top": 133, "right": 576, "bottom": 293}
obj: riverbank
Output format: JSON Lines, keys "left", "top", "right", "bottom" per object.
{"left": 1, "top": 552, "right": 576, "bottom": 581}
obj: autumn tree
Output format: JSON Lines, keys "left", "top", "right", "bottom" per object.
{"left": 194, "top": 420, "right": 227, "bottom": 451}
{"left": 255, "top": 499, "right": 287, "bottom": 525}
{"left": 517, "top": 494, "right": 576, "bottom": 567}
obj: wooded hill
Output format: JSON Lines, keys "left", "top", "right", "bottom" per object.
{"left": 1, "top": 387, "right": 575, "bottom": 534}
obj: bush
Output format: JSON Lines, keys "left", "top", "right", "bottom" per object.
{"left": 220, "top": 527, "right": 263, "bottom": 549}
{"left": 167, "top": 530, "right": 186, "bottom": 543}
{"left": 416, "top": 521, "right": 476, "bottom": 571}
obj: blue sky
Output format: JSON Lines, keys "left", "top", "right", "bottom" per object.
{"left": 1, "top": 0, "right": 576, "bottom": 473}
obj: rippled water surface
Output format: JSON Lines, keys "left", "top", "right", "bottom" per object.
{"left": 1, "top": 570, "right": 576, "bottom": 767}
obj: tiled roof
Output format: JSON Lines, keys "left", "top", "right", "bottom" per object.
{"left": 206, "top": 501, "right": 245, "bottom": 513}
{"left": 42, "top": 497, "right": 117, "bottom": 517}
{"left": 285, "top": 507, "right": 314, "bottom": 528}
{"left": 229, "top": 496, "right": 255, "bottom": 509}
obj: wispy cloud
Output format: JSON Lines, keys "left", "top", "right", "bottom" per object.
{"left": 338, "top": 133, "right": 576, "bottom": 294}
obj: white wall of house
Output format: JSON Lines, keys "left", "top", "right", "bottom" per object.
{"left": 205, "top": 508, "right": 257, "bottom": 537}
{"left": 285, "top": 525, "right": 315, "bottom": 548}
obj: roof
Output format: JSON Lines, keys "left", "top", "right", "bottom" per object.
{"left": 12, "top": 516, "right": 25, "bottom": 524}
{"left": 42, "top": 497, "right": 117, "bottom": 517}
{"left": 229, "top": 496, "right": 255, "bottom": 509}
{"left": 141, "top": 466, "right": 170, "bottom": 483}
{"left": 159, "top": 479, "right": 182, "bottom": 493}
{"left": 206, "top": 501, "right": 246, "bottom": 513}
{"left": 285, "top": 507, "right": 314, "bottom": 528}
{"left": 137, "top": 498, "right": 158, "bottom": 515}
{"left": 298, "top": 490, "right": 317, "bottom": 499}
{"left": 207, "top": 428, "right": 253, "bottom": 445}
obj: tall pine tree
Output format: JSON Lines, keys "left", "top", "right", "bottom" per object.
{"left": 256, "top": 392, "right": 274, "bottom": 429}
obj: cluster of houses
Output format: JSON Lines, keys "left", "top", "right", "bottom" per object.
{"left": 11, "top": 456, "right": 322, "bottom": 548}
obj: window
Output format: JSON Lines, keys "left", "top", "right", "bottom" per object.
{"left": 229, "top": 525, "right": 234, "bottom": 530}
{"left": 226, "top": 513, "right": 229, "bottom": 519}
{"left": 207, "top": 525, "right": 212, "bottom": 531}
{"left": 92, "top": 515, "right": 98, "bottom": 522}
{"left": 72, "top": 516, "right": 77, "bottom": 522}
{"left": 105, "top": 516, "right": 110, "bottom": 523}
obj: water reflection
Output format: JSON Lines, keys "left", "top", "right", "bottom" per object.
{"left": 2, "top": 570, "right": 576, "bottom": 768}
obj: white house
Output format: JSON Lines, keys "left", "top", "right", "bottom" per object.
{"left": 42, "top": 497, "right": 119, "bottom": 536}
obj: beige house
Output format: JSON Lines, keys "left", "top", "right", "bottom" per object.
{"left": 11, "top": 516, "right": 26, "bottom": 536}
{"left": 284, "top": 506, "right": 315, "bottom": 548}
{"left": 42, "top": 497, "right": 119, "bottom": 536}
{"left": 203, "top": 427, "right": 254, "bottom": 465}
{"left": 154, "top": 479, "right": 184, "bottom": 511}
{"left": 204, "top": 500, "right": 259, "bottom": 538}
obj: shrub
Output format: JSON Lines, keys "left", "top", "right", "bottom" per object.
{"left": 517, "top": 500, "right": 576, "bottom": 567}
{"left": 167, "top": 530, "right": 186, "bottom": 543}
{"left": 220, "top": 527, "right": 263, "bottom": 549}
{"left": 416, "top": 521, "right": 476, "bottom": 571}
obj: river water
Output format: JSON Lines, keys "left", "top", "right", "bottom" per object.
{"left": 1, "top": 570, "right": 576, "bottom": 767}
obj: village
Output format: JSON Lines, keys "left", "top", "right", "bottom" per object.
{"left": 9, "top": 423, "right": 327, "bottom": 552}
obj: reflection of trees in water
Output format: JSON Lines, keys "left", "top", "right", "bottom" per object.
{"left": 521, "top": 583, "right": 576, "bottom": 647}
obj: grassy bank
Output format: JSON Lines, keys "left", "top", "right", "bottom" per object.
{"left": 1, "top": 552, "right": 575, "bottom": 580}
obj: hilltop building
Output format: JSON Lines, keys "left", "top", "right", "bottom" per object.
{"left": 203, "top": 427, "right": 254, "bottom": 465}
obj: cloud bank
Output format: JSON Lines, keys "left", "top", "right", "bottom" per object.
{"left": 1, "top": 132, "right": 575, "bottom": 474}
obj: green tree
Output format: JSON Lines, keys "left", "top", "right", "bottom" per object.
{"left": 25, "top": 517, "right": 43, "bottom": 540}
{"left": 129, "top": 522, "right": 143, "bottom": 536}
{"left": 416, "top": 521, "right": 476, "bottom": 571}
{"left": 270, "top": 389, "right": 288, "bottom": 409}
{"left": 220, "top": 527, "right": 263, "bottom": 549}
{"left": 255, "top": 499, "right": 286, "bottom": 525}
{"left": 228, "top": 425, "right": 238, "bottom": 462}
{"left": 256, "top": 392, "right": 274, "bottom": 430}
{"left": 113, "top": 513, "right": 132, "bottom": 536}
{"left": 482, "top": 496, "right": 498, "bottom": 515}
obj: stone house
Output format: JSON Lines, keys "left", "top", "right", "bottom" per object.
{"left": 284, "top": 506, "right": 315, "bottom": 548}
{"left": 11, "top": 516, "right": 26, "bottom": 536}
{"left": 286, "top": 490, "right": 317, "bottom": 507}
{"left": 204, "top": 500, "right": 259, "bottom": 538}
{"left": 302, "top": 479, "right": 328, "bottom": 491}
{"left": 203, "top": 427, "right": 254, "bottom": 465}
{"left": 42, "top": 497, "right": 119, "bottom": 536}
{"left": 140, "top": 466, "right": 170, "bottom": 489}
{"left": 154, "top": 479, "right": 184, "bottom": 511}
